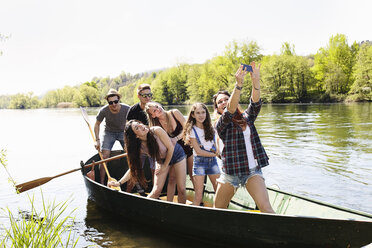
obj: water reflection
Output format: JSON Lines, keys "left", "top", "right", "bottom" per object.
{"left": 82, "top": 199, "right": 223, "bottom": 248}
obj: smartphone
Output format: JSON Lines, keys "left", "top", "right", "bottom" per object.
{"left": 241, "top": 63, "right": 253, "bottom": 72}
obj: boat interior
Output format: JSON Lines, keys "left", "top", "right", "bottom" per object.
{"left": 82, "top": 150, "right": 372, "bottom": 222}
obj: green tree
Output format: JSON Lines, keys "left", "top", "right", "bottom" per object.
{"left": 118, "top": 82, "right": 137, "bottom": 106}
{"left": 349, "top": 43, "right": 372, "bottom": 101}
{"left": 187, "top": 40, "right": 263, "bottom": 104}
{"left": 9, "top": 92, "right": 40, "bottom": 109}
{"left": 185, "top": 64, "right": 203, "bottom": 103}
{"left": 280, "top": 42, "right": 295, "bottom": 56}
{"left": 41, "top": 86, "right": 79, "bottom": 108}
{"left": 73, "top": 84, "right": 100, "bottom": 107}
{"left": 260, "top": 43, "right": 314, "bottom": 102}
{"left": 165, "top": 64, "right": 189, "bottom": 104}
{"left": 312, "top": 34, "right": 358, "bottom": 96}
{"left": 151, "top": 71, "right": 171, "bottom": 105}
{"left": 224, "top": 40, "right": 263, "bottom": 65}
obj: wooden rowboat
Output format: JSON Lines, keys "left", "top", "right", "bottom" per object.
{"left": 81, "top": 151, "right": 372, "bottom": 247}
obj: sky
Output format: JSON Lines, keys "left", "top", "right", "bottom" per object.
{"left": 0, "top": 0, "right": 371, "bottom": 95}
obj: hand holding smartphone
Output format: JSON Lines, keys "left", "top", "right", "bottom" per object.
{"left": 241, "top": 63, "right": 253, "bottom": 72}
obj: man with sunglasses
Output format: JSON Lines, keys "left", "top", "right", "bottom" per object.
{"left": 94, "top": 88, "right": 130, "bottom": 184}
{"left": 127, "top": 84, "right": 152, "bottom": 125}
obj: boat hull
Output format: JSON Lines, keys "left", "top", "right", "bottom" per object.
{"left": 81, "top": 152, "right": 372, "bottom": 247}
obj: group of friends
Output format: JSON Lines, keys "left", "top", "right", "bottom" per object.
{"left": 94, "top": 63, "right": 275, "bottom": 213}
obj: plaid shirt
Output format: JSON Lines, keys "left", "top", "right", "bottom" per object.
{"left": 216, "top": 98, "right": 269, "bottom": 176}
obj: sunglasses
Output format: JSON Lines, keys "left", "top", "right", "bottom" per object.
{"left": 108, "top": 100, "right": 119, "bottom": 105}
{"left": 139, "top": 93, "right": 153, "bottom": 98}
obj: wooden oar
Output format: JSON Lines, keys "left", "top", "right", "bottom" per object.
{"left": 80, "top": 107, "right": 121, "bottom": 190}
{"left": 15, "top": 153, "right": 127, "bottom": 193}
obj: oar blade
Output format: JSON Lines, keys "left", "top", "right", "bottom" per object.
{"left": 80, "top": 107, "right": 90, "bottom": 124}
{"left": 15, "top": 177, "right": 53, "bottom": 193}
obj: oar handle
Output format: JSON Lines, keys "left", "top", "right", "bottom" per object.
{"left": 81, "top": 107, "right": 113, "bottom": 179}
{"left": 83, "top": 153, "right": 127, "bottom": 169}
{"left": 15, "top": 153, "right": 127, "bottom": 193}
{"left": 97, "top": 150, "right": 112, "bottom": 179}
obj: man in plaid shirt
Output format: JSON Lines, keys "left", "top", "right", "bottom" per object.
{"left": 213, "top": 63, "right": 275, "bottom": 214}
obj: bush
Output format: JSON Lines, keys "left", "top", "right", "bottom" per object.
{"left": 0, "top": 193, "right": 78, "bottom": 248}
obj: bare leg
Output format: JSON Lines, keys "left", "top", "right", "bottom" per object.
{"left": 173, "top": 159, "right": 187, "bottom": 204}
{"left": 213, "top": 182, "right": 235, "bottom": 208}
{"left": 187, "top": 155, "right": 195, "bottom": 188}
{"left": 167, "top": 166, "right": 177, "bottom": 202}
{"left": 245, "top": 175, "right": 275, "bottom": 213}
{"left": 192, "top": 175, "right": 205, "bottom": 205}
{"left": 148, "top": 165, "right": 171, "bottom": 199}
{"left": 208, "top": 174, "right": 220, "bottom": 192}
{"left": 99, "top": 150, "right": 111, "bottom": 184}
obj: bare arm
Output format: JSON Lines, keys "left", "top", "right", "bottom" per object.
{"left": 250, "top": 62, "right": 261, "bottom": 103}
{"left": 94, "top": 120, "right": 102, "bottom": 150}
{"left": 227, "top": 65, "right": 248, "bottom": 113}
{"left": 171, "top": 109, "right": 186, "bottom": 141}
{"left": 153, "top": 127, "right": 174, "bottom": 171}
{"left": 227, "top": 63, "right": 261, "bottom": 114}
{"left": 190, "top": 138, "right": 216, "bottom": 157}
{"left": 108, "top": 169, "right": 131, "bottom": 187}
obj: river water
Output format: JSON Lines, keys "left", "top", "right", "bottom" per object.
{"left": 0, "top": 103, "right": 371, "bottom": 247}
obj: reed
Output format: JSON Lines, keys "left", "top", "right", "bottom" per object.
{"left": 0, "top": 192, "right": 79, "bottom": 248}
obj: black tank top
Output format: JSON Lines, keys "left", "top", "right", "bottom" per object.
{"left": 168, "top": 111, "right": 193, "bottom": 157}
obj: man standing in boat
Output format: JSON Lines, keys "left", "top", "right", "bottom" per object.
{"left": 94, "top": 88, "right": 130, "bottom": 184}
{"left": 127, "top": 83, "right": 152, "bottom": 125}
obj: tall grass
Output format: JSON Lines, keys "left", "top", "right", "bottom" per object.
{"left": 0, "top": 192, "right": 79, "bottom": 248}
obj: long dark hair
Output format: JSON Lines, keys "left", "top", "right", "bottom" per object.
{"left": 124, "top": 120, "right": 160, "bottom": 188}
{"left": 182, "top": 103, "right": 215, "bottom": 146}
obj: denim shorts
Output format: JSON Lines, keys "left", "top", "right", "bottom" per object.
{"left": 168, "top": 143, "right": 186, "bottom": 166}
{"left": 102, "top": 131, "right": 124, "bottom": 151}
{"left": 193, "top": 156, "right": 220, "bottom": 176}
{"left": 216, "top": 168, "right": 264, "bottom": 188}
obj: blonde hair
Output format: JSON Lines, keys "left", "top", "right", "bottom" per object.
{"left": 145, "top": 102, "right": 173, "bottom": 133}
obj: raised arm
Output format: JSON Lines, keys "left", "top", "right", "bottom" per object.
{"left": 227, "top": 65, "right": 248, "bottom": 113}
{"left": 250, "top": 62, "right": 261, "bottom": 103}
{"left": 227, "top": 62, "right": 261, "bottom": 114}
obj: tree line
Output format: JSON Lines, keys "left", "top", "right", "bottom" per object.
{"left": 1, "top": 34, "right": 371, "bottom": 109}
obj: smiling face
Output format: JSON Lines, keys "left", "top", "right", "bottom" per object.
{"left": 192, "top": 104, "right": 207, "bottom": 125}
{"left": 138, "top": 89, "right": 152, "bottom": 106}
{"left": 107, "top": 95, "right": 120, "bottom": 112}
{"left": 131, "top": 121, "right": 149, "bottom": 139}
{"left": 147, "top": 104, "right": 164, "bottom": 119}
{"left": 215, "top": 93, "right": 230, "bottom": 115}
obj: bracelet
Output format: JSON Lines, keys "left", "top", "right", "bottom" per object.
{"left": 253, "top": 86, "right": 260, "bottom": 90}
{"left": 118, "top": 181, "right": 122, "bottom": 186}
{"left": 235, "top": 84, "right": 243, "bottom": 91}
